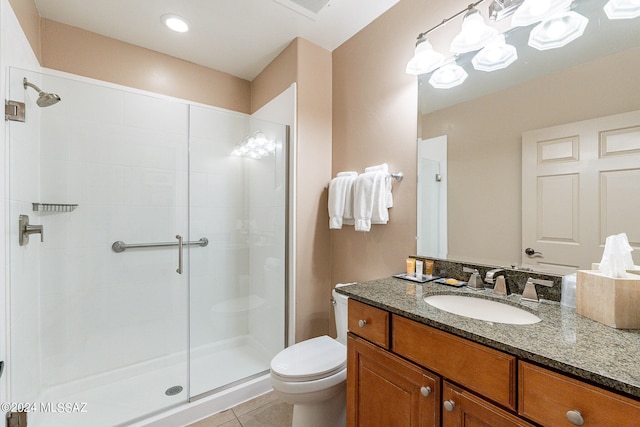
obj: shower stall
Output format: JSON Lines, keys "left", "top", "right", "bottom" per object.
{"left": 6, "top": 68, "right": 289, "bottom": 426}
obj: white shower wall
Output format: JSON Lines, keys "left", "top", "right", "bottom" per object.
{"left": 35, "top": 75, "right": 190, "bottom": 387}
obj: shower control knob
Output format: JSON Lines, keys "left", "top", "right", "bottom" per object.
{"left": 358, "top": 319, "right": 367, "bottom": 328}
{"left": 420, "top": 386, "right": 431, "bottom": 397}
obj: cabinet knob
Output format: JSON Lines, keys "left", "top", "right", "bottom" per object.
{"left": 420, "top": 386, "right": 431, "bottom": 397}
{"left": 443, "top": 400, "right": 456, "bottom": 412}
{"left": 358, "top": 319, "right": 367, "bottom": 327}
{"left": 566, "top": 410, "right": 584, "bottom": 426}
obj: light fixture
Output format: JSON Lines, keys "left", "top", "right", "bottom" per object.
{"left": 161, "top": 14, "right": 190, "bottom": 33}
{"left": 604, "top": 0, "right": 640, "bottom": 19}
{"left": 511, "top": 0, "right": 572, "bottom": 27}
{"left": 488, "top": 0, "right": 525, "bottom": 21}
{"left": 429, "top": 61, "right": 468, "bottom": 89}
{"left": 528, "top": 11, "right": 588, "bottom": 50}
{"left": 450, "top": 6, "right": 499, "bottom": 53}
{"left": 472, "top": 34, "right": 518, "bottom": 71}
{"left": 231, "top": 131, "right": 276, "bottom": 159}
{"left": 405, "top": 37, "right": 446, "bottom": 75}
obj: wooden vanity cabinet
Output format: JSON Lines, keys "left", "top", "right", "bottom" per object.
{"left": 519, "top": 361, "right": 640, "bottom": 427}
{"left": 443, "top": 382, "right": 535, "bottom": 427}
{"left": 347, "top": 334, "right": 440, "bottom": 427}
{"left": 347, "top": 299, "right": 640, "bottom": 427}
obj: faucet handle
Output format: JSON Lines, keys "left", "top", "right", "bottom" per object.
{"left": 463, "top": 266, "right": 478, "bottom": 274}
{"left": 463, "top": 266, "right": 484, "bottom": 290}
{"left": 521, "top": 277, "right": 554, "bottom": 302}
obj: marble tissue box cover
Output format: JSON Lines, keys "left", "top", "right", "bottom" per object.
{"left": 576, "top": 270, "right": 640, "bottom": 329}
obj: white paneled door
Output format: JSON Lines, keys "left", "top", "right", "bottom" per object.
{"left": 522, "top": 110, "right": 640, "bottom": 274}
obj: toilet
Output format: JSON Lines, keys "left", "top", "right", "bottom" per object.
{"left": 270, "top": 284, "right": 349, "bottom": 427}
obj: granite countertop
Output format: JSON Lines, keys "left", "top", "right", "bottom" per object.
{"left": 337, "top": 277, "right": 640, "bottom": 399}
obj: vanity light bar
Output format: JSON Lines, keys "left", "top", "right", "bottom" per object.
{"left": 407, "top": 0, "right": 598, "bottom": 88}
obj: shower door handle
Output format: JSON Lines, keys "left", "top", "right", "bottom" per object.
{"left": 176, "top": 234, "right": 183, "bottom": 274}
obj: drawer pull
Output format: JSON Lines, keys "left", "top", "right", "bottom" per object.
{"left": 358, "top": 319, "right": 367, "bottom": 327}
{"left": 444, "top": 400, "right": 456, "bottom": 412}
{"left": 420, "top": 386, "right": 432, "bottom": 397}
{"left": 566, "top": 410, "right": 584, "bottom": 426}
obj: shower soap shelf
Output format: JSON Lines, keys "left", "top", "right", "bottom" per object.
{"left": 32, "top": 203, "right": 78, "bottom": 213}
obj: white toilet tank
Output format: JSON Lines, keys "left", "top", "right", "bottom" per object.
{"left": 332, "top": 284, "right": 350, "bottom": 345}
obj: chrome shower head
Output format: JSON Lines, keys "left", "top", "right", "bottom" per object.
{"left": 23, "top": 77, "right": 61, "bottom": 107}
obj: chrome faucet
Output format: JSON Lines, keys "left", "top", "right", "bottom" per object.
{"left": 484, "top": 268, "right": 505, "bottom": 285}
{"left": 485, "top": 268, "right": 508, "bottom": 295}
{"left": 19, "top": 214, "right": 44, "bottom": 246}
{"left": 521, "top": 277, "right": 554, "bottom": 302}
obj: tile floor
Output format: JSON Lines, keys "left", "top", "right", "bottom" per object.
{"left": 186, "top": 391, "right": 293, "bottom": 427}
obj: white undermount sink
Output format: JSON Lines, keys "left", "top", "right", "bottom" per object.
{"left": 424, "top": 294, "right": 541, "bottom": 325}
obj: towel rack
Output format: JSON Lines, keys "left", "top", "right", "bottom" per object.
{"left": 112, "top": 237, "right": 208, "bottom": 253}
{"left": 389, "top": 172, "right": 404, "bottom": 182}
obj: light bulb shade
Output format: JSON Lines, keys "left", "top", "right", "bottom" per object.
{"left": 528, "top": 11, "right": 589, "bottom": 50}
{"left": 406, "top": 38, "right": 445, "bottom": 75}
{"left": 604, "top": 0, "right": 640, "bottom": 19}
{"left": 511, "top": 0, "right": 572, "bottom": 27}
{"left": 450, "top": 9, "right": 499, "bottom": 54}
{"left": 472, "top": 35, "right": 518, "bottom": 71}
{"left": 429, "top": 62, "right": 468, "bottom": 89}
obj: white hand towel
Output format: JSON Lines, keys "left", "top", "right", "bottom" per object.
{"left": 328, "top": 172, "right": 357, "bottom": 229}
{"left": 354, "top": 170, "right": 389, "bottom": 232}
{"left": 364, "top": 164, "right": 393, "bottom": 208}
{"left": 364, "top": 163, "right": 389, "bottom": 173}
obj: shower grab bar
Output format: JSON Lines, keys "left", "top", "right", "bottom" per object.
{"left": 111, "top": 237, "right": 208, "bottom": 253}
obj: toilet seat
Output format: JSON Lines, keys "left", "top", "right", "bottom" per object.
{"left": 271, "top": 335, "right": 346, "bottom": 382}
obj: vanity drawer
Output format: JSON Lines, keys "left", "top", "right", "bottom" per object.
{"left": 519, "top": 361, "right": 640, "bottom": 427}
{"left": 392, "top": 315, "right": 516, "bottom": 410}
{"left": 348, "top": 300, "right": 390, "bottom": 349}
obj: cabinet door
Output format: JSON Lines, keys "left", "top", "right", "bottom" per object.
{"left": 443, "top": 382, "right": 534, "bottom": 427}
{"left": 347, "top": 334, "right": 440, "bottom": 427}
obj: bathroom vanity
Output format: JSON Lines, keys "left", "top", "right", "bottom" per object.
{"left": 339, "top": 277, "right": 640, "bottom": 427}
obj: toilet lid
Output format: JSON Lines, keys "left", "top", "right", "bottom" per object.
{"left": 271, "top": 335, "right": 346, "bottom": 382}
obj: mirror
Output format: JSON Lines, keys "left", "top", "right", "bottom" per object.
{"left": 417, "top": 0, "right": 640, "bottom": 271}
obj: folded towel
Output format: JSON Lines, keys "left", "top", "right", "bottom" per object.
{"left": 328, "top": 172, "right": 357, "bottom": 229}
{"left": 354, "top": 170, "right": 389, "bottom": 232}
{"left": 364, "top": 164, "right": 393, "bottom": 208}
{"left": 364, "top": 163, "right": 389, "bottom": 173}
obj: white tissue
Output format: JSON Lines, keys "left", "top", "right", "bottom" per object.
{"left": 599, "top": 233, "right": 635, "bottom": 278}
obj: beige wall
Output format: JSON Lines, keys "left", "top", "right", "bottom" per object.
{"left": 331, "top": 0, "right": 444, "bottom": 283}
{"left": 8, "top": 0, "right": 41, "bottom": 61}
{"left": 40, "top": 19, "right": 251, "bottom": 113}
{"left": 421, "top": 46, "right": 640, "bottom": 267}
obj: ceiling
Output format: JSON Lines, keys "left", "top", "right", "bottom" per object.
{"left": 33, "top": 0, "right": 401, "bottom": 81}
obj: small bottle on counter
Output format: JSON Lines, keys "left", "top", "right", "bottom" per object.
{"left": 406, "top": 258, "right": 416, "bottom": 276}
{"left": 415, "top": 260, "right": 424, "bottom": 280}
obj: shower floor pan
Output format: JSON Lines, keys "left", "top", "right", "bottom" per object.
{"left": 28, "top": 338, "right": 270, "bottom": 427}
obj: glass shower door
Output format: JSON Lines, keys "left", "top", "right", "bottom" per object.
{"left": 7, "top": 69, "right": 190, "bottom": 426}
{"left": 188, "top": 107, "right": 288, "bottom": 398}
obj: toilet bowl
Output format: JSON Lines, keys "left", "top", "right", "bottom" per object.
{"left": 270, "top": 285, "right": 349, "bottom": 427}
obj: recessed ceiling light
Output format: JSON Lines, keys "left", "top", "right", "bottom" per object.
{"left": 161, "top": 14, "right": 190, "bottom": 33}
